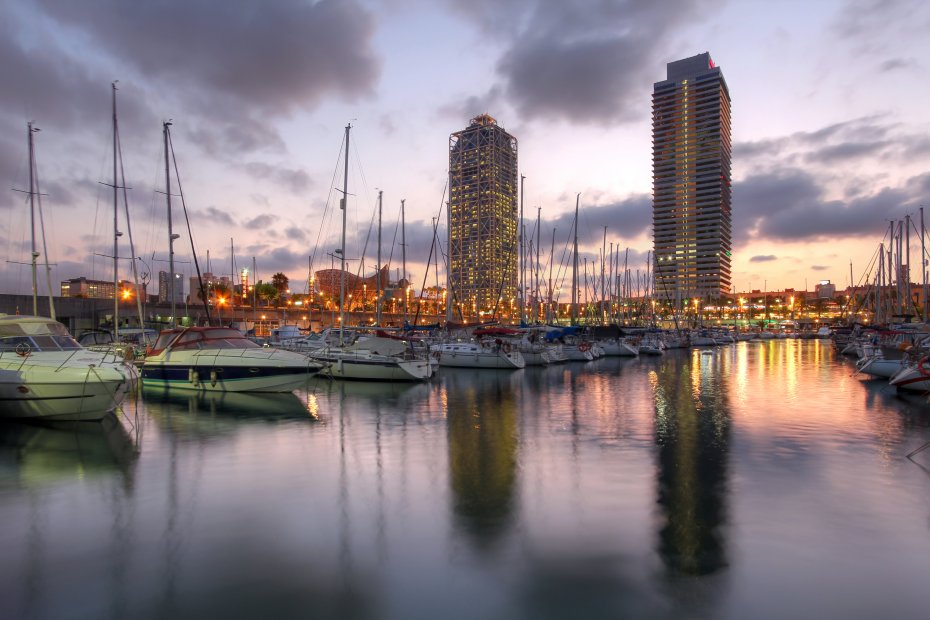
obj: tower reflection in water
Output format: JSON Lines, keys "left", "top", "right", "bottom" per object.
{"left": 652, "top": 350, "right": 731, "bottom": 576}
{"left": 444, "top": 369, "right": 520, "bottom": 550}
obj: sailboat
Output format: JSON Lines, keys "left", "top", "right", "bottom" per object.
{"left": 304, "top": 125, "right": 433, "bottom": 382}
{"left": 1, "top": 124, "right": 137, "bottom": 421}
{"left": 141, "top": 122, "right": 322, "bottom": 393}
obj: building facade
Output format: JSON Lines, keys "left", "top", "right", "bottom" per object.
{"left": 652, "top": 52, "right": 732, "bottom": 302}
{"left": 448, "top": 114, "right": 518, "bottom": 319}
{"left": 61, "top": 277, "right": 116, "bottom": 299}
{"left": 158, "top": 271, "right": 185, "bottom": 304}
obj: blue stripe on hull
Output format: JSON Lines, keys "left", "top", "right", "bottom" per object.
{"left": 141, "top": 365, "right": 311, "bottom": 382}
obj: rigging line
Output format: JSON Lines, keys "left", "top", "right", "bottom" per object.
{"left": 412, "top": 184, "right": 448, "bottom": 327}
{"left": 346, "top": 195, "right": 380, "bottom": 303}
{"left": 116, "top": 120, "right": 145, "bottom": 326}
{"left": 31, "top": 139, "right": 56, "bottom": 309}
{"left": 552, "top": 220, "right": 575, "bottom": 304}
{"left": 384, "top": 205, "right": 401, "bottom": 279}
{"left": 309, "top": 137, "right": 345, "bottom": 277}
{"left": 166, "top": 126, "right": 212, "bottom": 326}
{"left": 350, "top": 131, "right": 374, "bottom": 252}
{"left": 144, "top": 145, "right": 164, "bottom": 267}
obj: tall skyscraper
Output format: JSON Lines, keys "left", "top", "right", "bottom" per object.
{"left": 652, "top": 52, "right": 732, "bottom": 303}
{"left": 158, "top": 270, "right": 185, "bottom": 303}
{"left": 448, "top": 114, "right": 518, "bottom": 319}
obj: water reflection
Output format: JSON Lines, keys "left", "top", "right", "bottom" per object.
{"left": 140, "top": 388, "right": 320, "bottom": 441}
{"left": 443, "top": 369, "right": 521, "bottom": 550}
{"left": 0, "top": 413, "right": 138, "bottom": 489}
{"left": 651, "top": 350, "right": 730, "bottom": 576}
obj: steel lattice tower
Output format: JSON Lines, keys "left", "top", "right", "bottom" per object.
{"left": 448, "top": 114, "right": 518, "bottom": 319}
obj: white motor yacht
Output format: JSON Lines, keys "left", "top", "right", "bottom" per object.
{"left": 141, "top": 327, "right": 322, "bottom": 392}
{"left": 431, "top": 340, "right": 525, "bottom": 369}
{"left": 0, "top": 315, "right": 137, "bottom": 421}
{"left": 307, "top": 335, "right": 434, "bottom": 381}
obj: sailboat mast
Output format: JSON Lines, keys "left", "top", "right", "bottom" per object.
{"left": 339, "top": 123, "right": 350, "bottom": 344}
{"left": 901, "top": 213, "right": 913, "bottom": 314}
{"left": 548, "top": 228, "right": 555, "bottom": 323}
{"left": 112, "top": 83, "right": 120, "bottom": 340}
{"left": 601, "top": 227, "right": 607, "bottom": 324}
{"left": 27, "top": 122, "right": 38, "bottom": 316}
{"left": 401, "top": 198, "right": 407, "bottom": 324}
{"left": 535, "top": 207, "right": 541, "bottom": 324}
{"left": 519, "top": 174, "right": 525, "bottom": 324}
{"left": 571, "top": 194, "right": 579, "bottom": 325}
{"left": 376, "top": 189, "right": 383, "bottom": 326}
{"left": 164, "top": 121, "right": 177, "bottom": 328}
{"left": 922, "top": 207, "right": 928, "bottom": 321}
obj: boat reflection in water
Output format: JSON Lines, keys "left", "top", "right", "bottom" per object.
{"left": 442, "top": 368, "right": 521, "bottom": 549}
{"left": 141, "top": 386, "right": 320, "bottom": 425}
{"left": 651, "top": 349, "right": 730, "bottom": 577}
{"left": 308, "top": 376, "right": 430, "bottom": 406}
{"left": 0, "top": 412, "right": 139, "bottom": 488}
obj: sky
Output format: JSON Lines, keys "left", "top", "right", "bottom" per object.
{"left": 2, "top": 0, "right": 929, "bottom": 300}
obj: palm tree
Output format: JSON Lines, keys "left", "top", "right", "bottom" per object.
{"left": 255, "top": 282, "right": 279, "bottom": 307}
{"left": 271, "top": 272, "right": 289, "bottom": 295}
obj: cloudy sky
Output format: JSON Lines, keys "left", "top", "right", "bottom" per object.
{"left": 2, "top": 0, "right": 929, "bottom": 299}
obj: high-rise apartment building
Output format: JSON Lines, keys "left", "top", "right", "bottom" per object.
{"left": 448, "top": 114, "right": 519, "bottom": 319}
{"left": 653, "top": 52, "right": 732, "bottom": 302}
{"left": 158, "top": 270, "right": 185, "bottom": 304}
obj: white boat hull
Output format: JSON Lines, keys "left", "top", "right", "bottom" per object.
{"left": 141, "top": 348, "right": 316, "bottom": 392}
{"left": 315, "top": 354, "right": 433, "bottom": 381}
{"left": 433, "top": 344, "right": 525, "bottom": 369}
{"left": 857, "top": 357, "right": 906, "bottom": 379}
{"left": 889, "top": 362, "right": 930, "bottom": 392}
{"left": 1, "top": 352, "right": 136, "bottom": 421}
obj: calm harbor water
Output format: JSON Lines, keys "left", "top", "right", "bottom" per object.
{"left": 2, "top": 340, "right": 930, "bottom": 620}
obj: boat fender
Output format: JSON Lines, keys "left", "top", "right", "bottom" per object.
{"left": 918, "top": 357, "right": 930, "bottom": 378}
{"left": 189, "top": 368, "right": 198, "bottom": 385}
{"left": 210, "top": 370, "right": 218, "bottom": 387}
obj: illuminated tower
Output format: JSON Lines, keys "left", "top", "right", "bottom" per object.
{"left": 448, "top": 114, "right": 518, "bottom": 319}
{"left": 653, "top": 52, "right": 732, "bottom": 303}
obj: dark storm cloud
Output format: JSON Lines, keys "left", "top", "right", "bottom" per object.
{"left": 188, "top": 206, "right": 236, "bottom": 227}
{"left": 733, "top": 168, "right": 921, "bottom": 245}
{"left": 285, "top": 226, "right": 308, "bottom": 243}
{"left": 0, "top": 12, "right": 154, "bottom": 135}
{"left": 245, "top": 214, "right": 277, "bottom": 229}
{"left": 750, "top": 255, "right": 778, "bottom": 263}
{"left": 37, "top": 0, "right": 380, "bottom": 115}
{"left": 3, "top": 0, "right": 380, "bottom": 162}
{"left": 808, "top": 140, "right": 890, "bottom": 164}
{"left": 735, "top": 116, "right": 898, "bottom": 166}
{"left": 833, "top": 0, "right": 929, "bottom": 42}
{"left": 244, "top": 162, "right": 312, "bottom": 195}
{"left": 879, "top": 58, "right": 916, "bottom": 71}
{"left": 438, "top": 87, "right": 504, "bottom": 122}
{"left": 543, "top": 194, "right": 652, "bottom": 246}
{"left": 446, "top": 0, "right": 713, "bottom": 124}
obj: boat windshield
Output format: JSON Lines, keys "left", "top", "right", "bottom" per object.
{"left": 169, "top": 328, "right": 260, "bottom": 351}
{"left": 0, "top": 334, "right": 83, "bottom": 352}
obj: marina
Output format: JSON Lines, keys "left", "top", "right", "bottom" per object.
{"left": 2, "top": 339, "right": 930, "bottom": 619}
